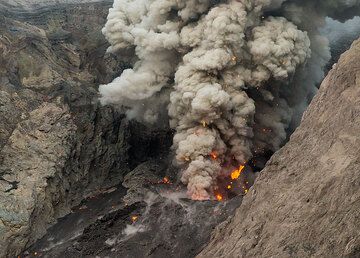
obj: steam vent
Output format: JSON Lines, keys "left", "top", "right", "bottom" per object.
{"left": 0, "top": 0, "right": 359, "bottom": 257}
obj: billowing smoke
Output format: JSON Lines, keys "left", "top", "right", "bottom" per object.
{"left": 99, "top": 0, "right": 360, "bottom": 200}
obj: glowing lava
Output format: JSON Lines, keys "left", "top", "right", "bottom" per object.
{"left": 210, "top": 151, "right": 218, "bottom": 160}
{"left": 230, "top": 165, "right": 245, "bottom": 180}
{"left": 131, "top": 215, "right": 139, "bottom": 223}
{"left": 212, "top": 164, "right": 249, "bottom": 201}
{"left": 215, "top": 193, "right": 223, "bottom": 201}
{"left": 162, "top": 176, "right": 170, "bottom": 184}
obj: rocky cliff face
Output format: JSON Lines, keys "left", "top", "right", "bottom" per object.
{"left": 0, "top": 2, "right": 171, "bottom": 257}
{"left": 199, "top": 39, "right": 360, "bottom": 258}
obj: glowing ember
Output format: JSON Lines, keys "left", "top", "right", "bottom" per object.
{"left": 131, "top": 215, "right": 139, "bottom": 223}
{"left": 230, "top": 165, "right": 245, "bottom": 180}
{"left": 242, "top": 185, "right": 249, "bottom": 194}
{"left": 215, "top": 194, "right": 223, "bottom": 201}
{"left": 210, "top": 151, "right": 218, "bottom": 160}
{"left": 227, "top": 185, "right": 232, "bottom": 189}
{"left": 162, "top": 176, "right": 170, "bottom": 184}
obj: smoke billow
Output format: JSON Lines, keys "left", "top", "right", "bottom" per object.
{"left": 99, "top": 0, "right": 360, "bottom": 200}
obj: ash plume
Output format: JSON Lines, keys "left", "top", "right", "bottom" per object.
{"left": 99, "top": 0, "right": 360, "bottom": 200}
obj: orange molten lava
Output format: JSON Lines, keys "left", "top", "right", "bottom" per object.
{"left": 212, "top": 164, "right": 249, "bottom": 201}
{"left": 210, "top": 151, "right": 218, "bottom": 160}
{"left": 230, "top": 165, "right": 245, "bottom": 180}
{"left": 131, "top": 215, "right": 139, "bottom": 223}
{"left": 162, "top": 176, "right": 170, "bottom": 184}
{"left": 215, "top": 193, "right": 223, "bottom": 201}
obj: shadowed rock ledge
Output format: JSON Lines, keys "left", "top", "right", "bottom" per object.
{"left": 199, "top": 39, "right": 360, "bottom": 258}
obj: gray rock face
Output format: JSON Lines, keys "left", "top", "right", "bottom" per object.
{"left": 199, "top": 39, "right": 360, "bottom": 258}
{"left": 0, "top": 2, "right": 172, "bottom": 257}
{"left": 0, "top": 102, "right": 76, "bottom": 254}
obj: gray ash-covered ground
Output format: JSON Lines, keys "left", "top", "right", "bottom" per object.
{"left": 22, "top": 160, "right": 242, "bottom": 258}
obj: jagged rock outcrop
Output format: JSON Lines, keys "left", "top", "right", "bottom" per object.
{"left": 199, "top": 39, "right": 360, "bottom": 258}
{"left": 0, "top": 102, "right": 76, "bottom": 253}
{"left": 0, "top": 2, "right": 172, "bottom": 257}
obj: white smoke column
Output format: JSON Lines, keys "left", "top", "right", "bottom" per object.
{"left": 99, "top": 0, "right": 360, "bottom": 200}
{"left": 99, "top": 0, "right": 214, "bottom": 123}
{"left": 170, "top": 1, "right": 310, "bottom": 199}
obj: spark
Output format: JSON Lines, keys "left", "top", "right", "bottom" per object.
{"left": 215, "top": 194, "right": 223, "bottom": 201}
{"left": 131, "top": 215, "right": 139, "bottom": 223}
{"left": 210, "top": 151, "right": 218, "bottom": 160}
{"left": 162, "top": 176, "right": 170, "bottom": 184}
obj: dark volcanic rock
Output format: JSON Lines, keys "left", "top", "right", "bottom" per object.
{"left": 23, "top": 160, "right": 242, "bottom": 258}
